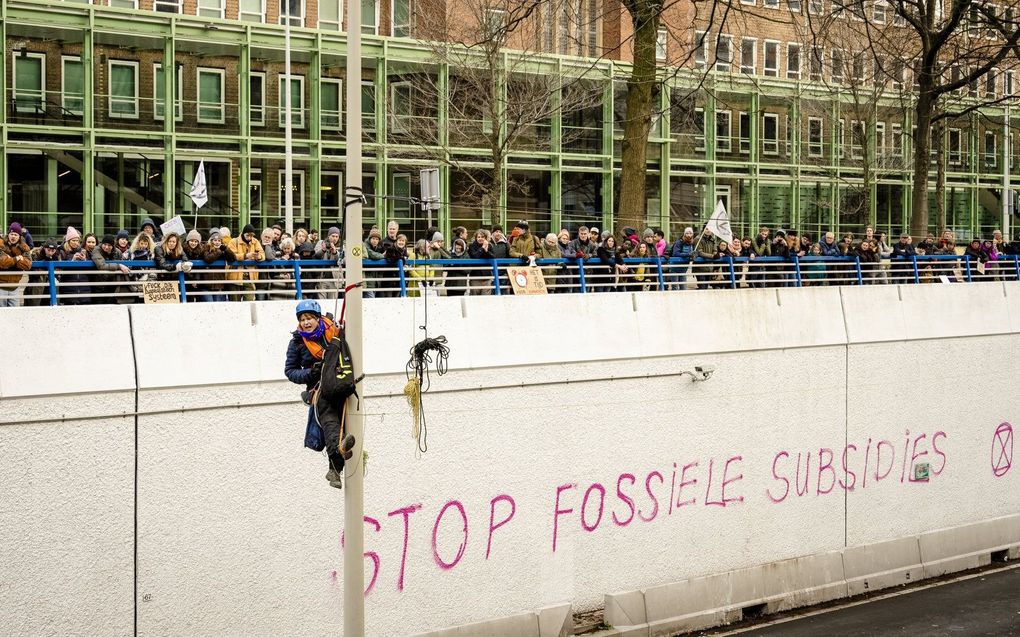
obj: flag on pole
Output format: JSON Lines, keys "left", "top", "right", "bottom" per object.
{"left": 190, "top": 160, "right": 208, "bottom": 210}
{"left": 706, "top": 199, "right": 733, "bottom": 246}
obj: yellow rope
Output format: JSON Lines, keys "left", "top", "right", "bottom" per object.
{"left": 403, "top": 377, "right": 421, "bottom": 442}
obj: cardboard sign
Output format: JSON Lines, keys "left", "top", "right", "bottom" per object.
{"left": 160, "top": 216, "right": 187, "bottom": 238}
{"left": 505, "top": 266, "right": 548, "bottom": 295}
{"left": 142, "top": 280, "right": 181, "bottom": 304}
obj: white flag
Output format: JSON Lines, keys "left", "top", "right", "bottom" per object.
{"left": 190, "top": 160, "right": 208, "bottom": 210}
{"left": 706, "top": 199, "right": 733, "bottom": 246}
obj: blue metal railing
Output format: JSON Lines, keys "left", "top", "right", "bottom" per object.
{"left": 17, "top": 253, "right": 1019, "bottom": 305}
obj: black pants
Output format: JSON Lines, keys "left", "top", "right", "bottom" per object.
{"left": 314, "top": 399, "right": 346, "bottom": 473}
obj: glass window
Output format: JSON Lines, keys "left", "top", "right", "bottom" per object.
{"left": 154, "top": 0, "right": 181, "bottom": 12}
{"left": 831, "top": 49, "right": 844, "bottom": 84}
{"left": 716, "top": 110, "right": 732, "bottom": 152}
{"left": 109, "top": 0, "right": 137, "bottom": 7}
{"left": 948, "top": 129, "right": 962, "bottom": 165}
{"left": 197, "top": 68, "right": 225, "bottom": 123}
{"left": 656, "top": 28, "right": 668, "bottom": 61}
{"left": 279, "top": 75, "right": 304, "bottom": 127}
{"left": 62, "top": 56, "right": 84, "bottom": 115}
{"left": 985, "top": 131, "right": 997, "bottom": 167}
{"left": 764, "top": 0, "right": 778, "bottom": 7}
{"left": 280, "top": 0, "right": 302, "bottom": 26}
{"left": 361, "top": 81, "right": 376, "bottom": 134}
{"left": 789, "top": 0, "right": 801, "bottom": 10}
{"left": 362, "top": 0, "right": 378, "bottom": 34}
{"left": 741, "top": 38, "right": 756, "bottom": 74}
{"left": 739, "top": 111, "right": 750, "bottom": 153}
{"left": 694, "top": 108, "right": 705, "bottom": 150}
{"left": 716, "top": 36, "right": 732, "bottom": 72}
{"left": 985, "top": 70, "right": 997, "bottom": 98}
{"left": 278, "top": 169, "right": 305, "bottom": 218}
{"left": 154, "top": 63, "right": 183, "bottom": 121}
{"left": 199, "top": 0, "right": 224, "bottom": 18}
{"left": 808, "top": 117, "right": 823, "bottom": 157}
{"left": 109, "top": 60, "right": 139, "bottom": 119}
{"left": 392, "top": 0, "right": 411, "bottom": 36}
{"left": 875, "top": 121, "right": 885, "bottom": 157}
{"left": 250, "top": 72, "right": 266, "bottom": 126}
{"left": 764, "top": 41, "right": 779, "bottom": 76}
{"left": 787, "top": 43, "right": 800, "bottom": 79}
{"left": 851, "top": 120, "right": 865, "bottom": 159}
{"left": 891, "top": 123, "right": 903, "bottom": 156}
{"left": 319, "top": 0, "right": 341, "bottom": 30}
{"left": 810, "top": 46, "right": 823, "bottom": 81}
{"left": 762, "top": 113, "right": 779, "bottom": 154}
{"left": 694, "top": 31, "right": 707, "bottom": 70}
{"left": 390, "top": 81, "right": 411, "bottom": 132}
{"left": 321, "top": 78, "right": 342, "bottom": 130}
{"left": 809, "top": 0, "right": 823, "bottom": 13}
{"left": 13, "top": 53, "right": 45, "bottom": 114}
{"left": 240, "top": 0, "right": 264, "bottom": 22}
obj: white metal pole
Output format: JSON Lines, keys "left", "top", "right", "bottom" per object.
{"left": 1004, "top": 103, "right": 1011, "bottom": 239}
{"left": 343, "top": 0, "right": 366, "bottom": 633}
{"left": 284, "top": 24, "right": 294, "bottom": 235}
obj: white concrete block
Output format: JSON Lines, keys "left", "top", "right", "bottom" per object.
{"left": 919, "top": 516, "right": 1020, "bottom": 577}
{"left": 842, "top": 536, "right": 923, "bottom": 595}
{"left": 762, "top": 551, "right": 848, "bottom": 612}
{"left": 604, "top": 590, "right": 647, "bottom": 627}
{"left": 409, "top": 611, "right": 539, "bottom": 637}
{"left": 536, "top": 603, "right": 573, "bottom": 637}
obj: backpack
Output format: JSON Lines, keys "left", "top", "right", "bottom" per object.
{"left": 317, "top": 329, "right": 359, "bottom": 408}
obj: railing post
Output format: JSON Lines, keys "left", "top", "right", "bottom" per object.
{"left": 727, "top": 256, "right": 737, "bottom": 289}
{"left": 48, "top": 262, "right": 58, "bottom": 306}
{"left": 655, "top": 257, "right": 665, "bottom": 291}
{"left": 177, "top": 269, "right": 188, "bottom": 302}
{"left": 911, "top": 256, "right": 920, "bottom": 284}
{"left": 492, "top": 260, "right": 502, "bottom": 296}
{"left": 577, "top": 258, "right": 587, "bottom": 294}
{"left": 294, "top": 261, "right": 303, "bottom": 299}
{"left": 1014, "top": 256, "right": 1020, "bottom": 281}
{"left": 793, "top": 255, "right": 803, "bottom": 287}
{"left": 855, "top": 257, "right": 864, "bottom": 285}
{"left": 397, "top": 262, "right": 407, "bottom": 297}
{"left": 963, "top": 255, "right": 973, "bottom": 282}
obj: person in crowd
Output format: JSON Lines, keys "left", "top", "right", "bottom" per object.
{"left": 616, "top": 233, "right": 633, "bottom": 261}
{"left": 284, "top": 299, "right": 357, "bottom": 489}
{"left": 933, "top": 230, "right": 958, "bottom": 281}
{"left": 875, "top": 230, "right": 893, "bottom": 284}
{"left": 154, "top": 233, "right": 193, "bottom": 281}
{"left": 856, "top": 239, "right": 880, "bottom": 284}
{"left": 261, "top": 228, "right": 279, "bottom": 261}
{"left": 668, "top": 226, "right": 696, "bottom": 290}
{"left": 452, "top": 226, "right": 468, "bottom": 246}
{"left": 271, "top": 224, "right": 283, "bottom": 246}
{"left": 486, "top": 225, "right": 508, "bottom": 260}
{"left": 652, "top": 228, "right": 667, "bottom": 258}
{"left": 749, "top": 226, "right": 771, "bottom": 288}
{"left": 446, "top": 238, "right": 470, "bottom": 296}
{"left": 407, "top": 239, "right": 438, "bottom": 296}
{"left": 228, "top": 223, "right": 266, "bottom": 301}
{"left": 695, "top": 227, "right": 722, "bottom": 290}
{"left": 60, "top": 227, "right": 91, "bottom": 305}
{"left": 596, "top": 234, "right": 628, "bottom": 292}
{"left": 509, "top": 220, "right": 537, "bottom": 260}
{"left": 24, "top": 238, "right": 61, "bottom": 305}
{"left": 0, "top": 223, "right": 32, "bottom": 307}
{"left": 803, "top": 243, "right": 826, "bottom": 286}
{"left": 641, "top": 228, "right": 657, "bottom": 256}
{"left": 568, "top": 225, "right": 598, "bottom": 261}
{"left": 799, "top": 234, "right": 812, "bottom": 256}
{"left": 90, "top": 234, "right": 131, "bottom": 304}
{"left": 362, "top": 228, "right": 386, "bottom": 298}
{"left": 115, "top": 230, "right": 131, "bottom": 258}
{"left": 917, "top": 232, "right": 937, "bottom": 255}
{"left": 82, "top": 233, "right": 98, "bottom": 255}
{"left": 199, "top": 230, "right": 237, "bottom": 302}
{"left": 268, "top": 237, "right": 299, "bottom": 300}
{"left": 819, "top": 231, "right": 840, "bottom": 257}
{"left": 181, "top": 230, "right": 206, "bottom": 301}
{"left": 964, "top": 238, "right": 988, "bottom": 275}
{"left": 980, "top": 239, "right": 999, "bottom": 280}
{"left": 631, "top": 241, "right": 653, "bottom": 291}
{"left": 590, "top": 226, "right": 602, "bottom": 249}
{"left": 130, "top": 232, "right": 156, "bottom": 261}
{"left": 294, "top": 227, "right": 309, "bottom": 249}
{"left": 316, "top": 227, "right": 342, "bottom": 260}
{"left": 426, "top": 232, "right": 451, "bottom": 291}
{"left": 534, "top": 232, "right": 561, "bottom": 291}
{"left": 297, "top": 240, "right": 316, "bottom": 260}
{"left": 890, "top": 233, "right": 917, "bottom": 283}
{"left": 467, "top": 229, "right": 495, "bottom": 295}
{"left": 139, "top": 217, "right": 161, "bottom": 242}
{"left": 620, "top": 226, "right": 639, "bottom": 247}
{"left": 381, "top": 220, "right": 400, "bottom": 251}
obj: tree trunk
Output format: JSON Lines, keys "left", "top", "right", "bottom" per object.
{"left": 909, "top": 91, "right": 933, "bottom": 237}
{"left": 616, "top": 5, "right": 660, "bottom": 233}
{"left": 934, "top": 121, "right": 947, "bottom": 234}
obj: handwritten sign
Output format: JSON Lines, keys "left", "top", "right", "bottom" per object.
{"left": 142, "top": 280, "right": 180, "bottom": 304}
{"left": 160, "top": 216, "right": 187, "bottom": 238}
{"left": 505, "top": 266, "right": 548, "bottom": 295}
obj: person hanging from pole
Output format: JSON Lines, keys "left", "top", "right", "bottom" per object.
{"left": 285, "top": 299, "right": 358, "bottom": 489}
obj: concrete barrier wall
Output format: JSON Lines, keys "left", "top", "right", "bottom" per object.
{"left": 2, "top": 283, "right": 1018, "bottom": 637}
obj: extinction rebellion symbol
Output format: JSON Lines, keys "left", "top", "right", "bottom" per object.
{"left": 992, "top": 422, "right": 1013, "bottom": 478}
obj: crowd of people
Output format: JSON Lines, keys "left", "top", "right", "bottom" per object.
{"left": 2, "top": 217, "right": 1019, "bottom": 306}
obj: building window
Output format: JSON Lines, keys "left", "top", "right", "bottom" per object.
{"left": 694, "top": 108, "right": 705, "bottom": 150}
{"left": 109, "top": 0, "right": 137, "bottom": 7}
{"left": 787, "top": 43, "right": 801, "bottom": 79}
{"left": 240, "top": 0, "right": 264, "bottom": 22}
{"left": 109, "top": 60, "right": 139, "bottom": 119}
{"left": 390, "top": 81, "right": 412, "bottom": 132}
{"left": 716, "top": 36, "right": 732, "bottom": 72}
{"left": 831, "top": 49, "right": 844, "bottom": 84}
{"left": 808, "top": 117, "right": 823, "bottom": 157}
{"left": 280, "top": 0, "right": 302, "bottom": 26}
{"left": 656, "top": 28, "right": 668, "bottom": 61}
{"left": 809, "top": 0, "right": 823, "bottom": 13}
{"left": 986, "top": 70, "right": 997, "bottom": 98}
{"left": 741, "top": 0, "right": 754, "bottom": 5}
{"left": 739, "top": 111, "right": 750, "bottom": 153}
{"left": 891, "top": 123, "right": 903, "bottom": 157}
{"left": 948, "top": 128, "right": 962, "bottom": 165}
{"left": 838, "top": 120, "right": 845, "bottom": 159}
{"left": 810, "top": 46, "right": 823, "bottom": 81}
{"left": 764, "top": 0, "right": 778, "bottom": 7}
{"left": 321, "top": 78, "right": 342, "bottom": 130}
{"left": 363, "top": 0, "right": 380, "bottom": 34}
{"left": 12, "top": 52, "right": 45, "bottom": 114}
{"left": 250, "top": 72, "right": 266, "bottom": 126}
{"left": 199, "top": 0, "right": 224, "bottom": 18}
{"left": 892, "top": 58, "right": 904, "bottom": 90}
{"left": 154, "top": 0, "right": 181, "bottom": 11}
{"left": 741, "top": 38, "right": 756, "bottom": 74}
{"left": 716, "top": 110, "right": 732, "bottom": 152}
{"left": 852, "top": 51, "right": 866, "bottom": 83}
{"left": 873, "top": 0, "right": 886, "bottom": 22}
{"left": 789, "top": 0, "right": 801, "bottom": 10}
{"left": 392, "top": 0, "right": 411, "bottom": 36}
{"left": 764, "top": 41, "right": 779, "bottom": 76}
{"left": 319, "top": 0, "right": 341, "bottom": 30}
{"left": 986, "top": 131, "right": 997, "bottom": 167}
{"left": 1006, "top": 71, "right": 1015, "bottom": 96}
{"left": 279, "top": 75, "right": 305, "bottom": 128}
{"left": 762, "top": 113, "right": 779, "bottom": 155}
{"left": 154, "top": 62, "right": 183, "bottom": 121}
{"left": 850, "top": 120, "right": 864, "bottom": 158}
{"left": 786, "top": 115, "right": 793, "bottom": 156}
{"left": 362, "top": 81, "right": 376, "bottom": 132}
{"left": 277, "top": 169, "right": 305, "bottom": 218}
{"left": 197, "top": 68, "right": 225, "bottom": 124}
{"left": 694, "top": 31, "right": 707, "bottom": 70}
{"left": 250, "top": 72, "right": 267, "bottom": 126}
{"left": 875, "top": 121, "right": 885, "bottom": 158}
{"left": 61, "top": 56, "right": 84, "bottom": 115}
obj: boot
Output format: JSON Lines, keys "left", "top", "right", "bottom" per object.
{"left": 340, "top": 434, "right": 356, "bottom": 461}
{"left": 325, "top": 468, "right": 343, "bottom": 489}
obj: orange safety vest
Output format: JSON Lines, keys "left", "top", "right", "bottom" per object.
{"left": 301, "top": 317, "right": 341, "bottom": 360}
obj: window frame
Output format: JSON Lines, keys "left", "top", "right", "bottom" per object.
{"left": 694, "top": 31, "right": 708, "bottom": 70}
{"left": 715, "top": 35, "right": 732, "bottom": 73}
{"left": 153, "top": 62, "right": 184, "bottom": 122}
{"left": 108, "top": 59, "right": 140, "bottom": 120}
{"left": 656, "top": 28, "right": 668, "bottom": 61}
{"left": 763, "top": 40, "right": 780, "bottom": 77}
{"left": 741, "top": 37, "right": 757, "bottom": 75}
{"left": 196, "top": 67, "right": 226, "bottom": 124}
{"left": 277, "top": 169, "right": 306, "bottom": 219}
{"left": 808, "top": 117, "right": 824, "bottom": 157}
{"left": 250, "top": 71, "right": 266, "bottom": 127}
{"left": 786, "top": 43, "right": 801, "bottom": 79}
{"left": 763, "top": 0, "right": 779, "bottom": 8}
{"left": 389, "top": 80, "right": 413, "bottom": 133}
{"left": 762, "top": 112, "right": 780, "bottom": 155}
{"left": 985, "top": 130, "right": 997, "bottom": 167}
{"left": 948, "top": 128, "right": 963, "bottom": 165}
{"left": 278, "top": 74, "right": 305, "bottom": 129}
{"left": 320, "top": 77, "right": 343, "bottom": 131}
{"left": 831, "top": 49, "right": 844, "bottom": 84}
{"left": 239, "top": 0, "right": 265, "bottom": 22}
{"left": 154, "top": 0, "right": 182, "bottom": 12}
{"left": 279, "top": 0, "right": 304, "bottom": 26}
{"left": 891, "top": 123, "right": 903, "bottom": 157}
{"left": 318, "top": 0, "right": 342, "bottom": 30}
{"left": 12, "top": 52, "right": 46, "bottom": 114}
{"left": 109, "top": 0, "right": 138, "bottom": 8}
{"left": 739, "top": 111, "right": 751, "bottom": 154}
{"left": 198, "top": 0, "right": 225, "bottom": 18}
{"left": 61, "top": 55, "right": 85, "bottom": 115}
{"left": 810, "top": 46, "right": 824, "bottom": 81}
{"left": 694, "top": 107, "right": 706, "bottom": 151}
{"left": 391, "top": 0, "right": 411, "bottom": 36}
{"left": 363, "top": 0, "right": 381, "bottom": 35}
{"left": 716, "top": 109, "right": 732, "bottom": 153}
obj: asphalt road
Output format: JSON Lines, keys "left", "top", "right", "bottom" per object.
{"left": 709, "top": 564, "right": 1020, "bottom": 637}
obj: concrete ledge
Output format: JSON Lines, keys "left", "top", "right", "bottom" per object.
{"left": 762, "top": 550, "right": 848, "bottom": 612}
{"left": 642, "top": 566, "right": 765, "bottom": 636}
{"left": 843, "top": 536, "right": 923, "bottom": 595}
{"left": 919, "top": 515, "right": 1020, "bottom": 578}
{"left": 604, "top": 590, "right": 647, "bottom": 627}
{"left": 409, "top": 611, "right": 538, "bottom": 637}
{"left": 536, "top": 603, "right": 572, "bottom": 637}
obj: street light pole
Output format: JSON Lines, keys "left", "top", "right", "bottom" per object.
{"left": 342, "top": 0, "right": 366, "bottom": 633}
{"left": 284, "top": 23, "right": 294, "bottom": 235}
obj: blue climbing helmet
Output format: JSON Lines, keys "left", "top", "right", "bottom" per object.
{"left": 295, "top": 299, "right": 322, "bottom": 318}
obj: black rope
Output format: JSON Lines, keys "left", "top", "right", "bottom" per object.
{"left": 405, "top": 335, "right": 450, "bottom": 454}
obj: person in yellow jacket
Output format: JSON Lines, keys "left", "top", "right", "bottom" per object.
{"left": 228, "top": 223, "right": 265, "bottom": 301}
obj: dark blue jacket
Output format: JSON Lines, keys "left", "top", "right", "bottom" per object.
{"left": 284, "top": 313, "right": 336, "bottom": 389}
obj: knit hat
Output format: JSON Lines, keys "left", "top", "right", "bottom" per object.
{"left": 116, "top": 229, "right": 130, "bottom": 241}
{"left": 431, "top": 231, "right": 444, "bottom": 242}
{"left": 208, "top": 229, "right": 222, "bottom": 242}
{"left": 684, "top": 226, "right": 693, "bottom": 235}
{"left": 8, "top": 222, "right": 23, "bottom": 235}
{"left": 219, "top": 227, "right": 231, "bottom": 238}
{"left": 601, "top": 230, "right": 612, "bottom": 241}
{"left": 64, "top": 226, "right": 81, "bottom": 243}
{"left": 101, "top": 234, "right": 115, "bottom": 246}
{"left": 516, "top": 220, "right": 529, "bottom": 230}
{"left": 43, "top": 238, "right": 60, "bottom": 250}
{"left": 545, "top": 233, "right": 557, "bottom": 244}
{"left": 368, "top": 227, "right": 381, "bottom": 239}
{"left": 241, "top": 223, "right": 257, "bottom": 237}
{"left": 642, "top": 228, "right": 655, "bottom": 239}
{"left": 328, "top": 226, "right": 341, "bottom": 237}
{"left": 186, "top": 229, "right": 202, "bottom": 243}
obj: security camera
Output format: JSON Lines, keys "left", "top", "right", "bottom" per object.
{"left": 694, "top": 365, "right": 715, "bottom": 381}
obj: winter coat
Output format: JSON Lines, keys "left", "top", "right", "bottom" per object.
{"left": 535, "top": 240, "right": 562, "bottom": 280}
{"left": 202, "top": 244, "right": 238, "bottom": 292}
{"left": 510, "top": 233, "right": 538, "bottom": 258}
{"left": 568, "top": 238, "right": 597, "bottom": 259}
{"left": 489, "top": 238, "right": 510, "bottom": 259}
{"left": 227, "top": 235, "right": 266, "bottom": 281}
{"left": 752, "top": 235, "right": 772, "bottom": 257}
{"left": 0, "top": 239, "right": 32, "bottom": 287}
{"left": 819, "top": 240, "right": 841, "bottom": 258}
{"left": 153, "top": 245, "right": 184, "bottom": 281}
{"left": 890, "top": 243, "right": 917, "bottom": 260}
{"left": 284, "top": 314, "right": 337, "bottom": 390}
{"left": 670, "top": 238, "right": 694, "bottom": 259}
{"left": 696, "top": 236, "right": 721, "bottom": 261}
{"left": 964, "top": 244, "right": 987, "bottom": 264}
{"left": 59, "top": 246, "right": 91, "bottom": 303}
{"left": 467, "top": 241, "right": 495, "bottom": 260}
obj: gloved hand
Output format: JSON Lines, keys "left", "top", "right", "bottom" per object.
{"left": 575, "top": 251, "right": 584, "bottom": 259}
{"left": 175, "top": 262, "right": 184, "bottom": 272}
{"left": 181, "top": 261, "right": 193, "bottom": 273}
{"left": 310, "top": 361, "right": 323, "bottom": 382}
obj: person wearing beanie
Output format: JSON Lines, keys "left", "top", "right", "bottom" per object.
{"left": 64, "top": 226, "right": 81, "bottom": 244}
{"left": 57, "top": 229, "right": 91, "bottom": 305}
{"left": 444, "top": 237, "right": 470, "bottom": 296}
{"left": 315, "top": 226, "right": 342, "bottom": 260}
{"left": 183, "top": 230, "right": 205, "bottom": 264}
{"left": 198, "top": 229, "right": 237, "bottom": 302}
{"left": 427, "top": 231, "right": 451, "bottom": 260}
{"left": 0, "top": 224, "right": 33, "bottom": 307}
{"left": 154, "top": 232, "right": 193, "bottom": 281}
{"left": 361, "top": 227, "right": 386, "bottom": 298}
{"left": 509, "top": 220, "right": 538, "bottom": 259}
{"left": 115, "top": 229, "right": 131, "bottom": 258}
{"left": 89, "top": 233, "right": 131, "bottom": 304}
{"left": 226, "top": 222, "right": 266, "bottom": 300}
